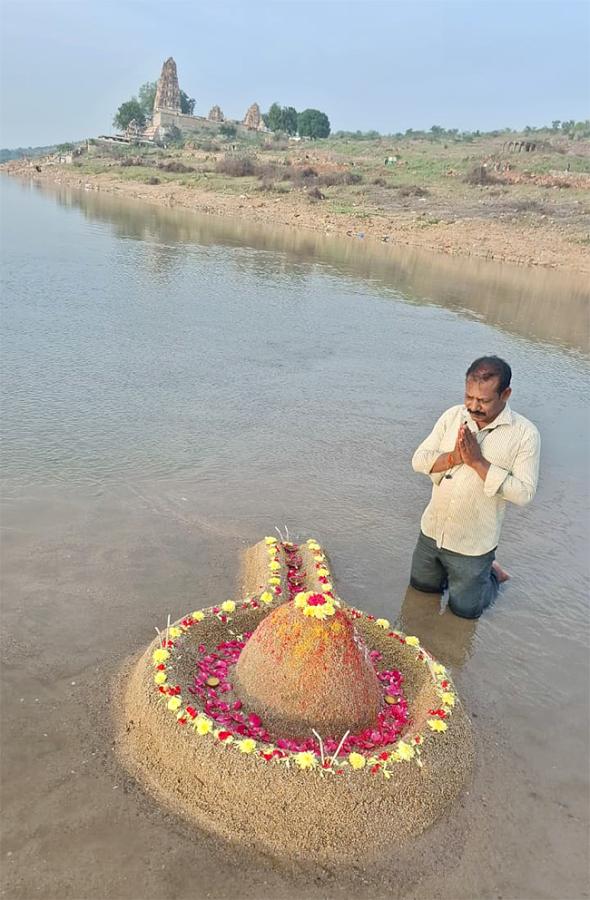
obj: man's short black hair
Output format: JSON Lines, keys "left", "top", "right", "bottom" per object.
{"left": 465, "top": 356, "right": 512, "bottom": 394}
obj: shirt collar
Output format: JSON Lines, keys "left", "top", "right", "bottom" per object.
{"left": 462, "top": 404, "right": 513, "bottom": 432}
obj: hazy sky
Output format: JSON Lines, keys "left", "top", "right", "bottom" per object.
{"left": 1, "top": 0, "right": 588, "bottom": 147}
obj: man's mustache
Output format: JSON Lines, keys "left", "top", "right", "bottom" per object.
{"left": 467, "top": 410, "right": 484, "bottom": 417}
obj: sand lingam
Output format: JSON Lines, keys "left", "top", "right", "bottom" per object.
{"left": 118, "top": 537, "right": 474, "bottom": 863}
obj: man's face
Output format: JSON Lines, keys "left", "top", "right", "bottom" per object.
{"left": 464, "top": 376, "right": 511, "bottom": 427}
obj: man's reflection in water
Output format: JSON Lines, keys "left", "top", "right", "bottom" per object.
{"left": 396, "top": 586, "right": 477, "bottom": 671}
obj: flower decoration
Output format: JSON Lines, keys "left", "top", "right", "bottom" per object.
{"left": 149, "top": 537, "right": 460, "bottom": 779}
{"left": 294, "top": 591, "right": 338, "bottom": 620}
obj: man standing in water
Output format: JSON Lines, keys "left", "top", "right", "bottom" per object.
{"left": 410, "top": 356, "right": 540, "bottom": 619}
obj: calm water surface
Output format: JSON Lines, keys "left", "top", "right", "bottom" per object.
{"left": 1, "top": 176, "right": 589, "bottom": 900}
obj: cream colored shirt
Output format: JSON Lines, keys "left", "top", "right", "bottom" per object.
{"left": 412, "top": 404, "right": 540, "bottom": 556}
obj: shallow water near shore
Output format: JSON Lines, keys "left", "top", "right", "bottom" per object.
{"left": 1, "top": 176, "right": 589, "bottom": 899}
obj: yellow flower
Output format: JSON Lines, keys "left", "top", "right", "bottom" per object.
{"left": 167, "top": 697, "right": 182, "bottom": 712}
{"left": 260, "top": 591, "right": 274, "bottom": 604}
{"left": 307, "top": 540, "right": 321, "bottom": 551}
{"left": 405, "top": 635, "right": 420, "bottom": 647}
{"left": 317, "top": 567, "right": 330, "bottom": 578}
{"left": 321, "top": 583, "right": 333, "bottom": 592}
{"left": 154, "top": 671, "right": 167, "bottom": 685}
{"left": 152, "top": 648, "right": 170, "bottom": 664}
{"left": 269, "top": 560, "right": 281, "bottom": 571}
{"left": 295, "top": 751, "right": 317, "bottom": 770}
{"left": 268, "top": 576, "right": 281, "bottom": 585}
{"left": 195, "top": 716, "right": 213, "bottom": 735}
{"left": 238, "top": 738, "right": 257, "bottom": 754}
{"left": 303, "top": 602, "right": 335, "bottom": 620}
{"left": 395, "top": 741, "right": 415, "bottom": 761}
{"left": 191, "top": 611, "right": 205, "bottom": 622}
{"left": 376, "top": 618, "right": 390, "bottom": 629}
{"left": 432, "top": 662, "right": 446, "bottom": 676}
{"left": 348, "top": 752, "right": 366, "bottom": 770}
{"left": 221, "top": 600, "right": 236, "bottom": 613}
{"left": 441, "top": 691, "right": 455, "bottom": 707}
{"left": 428, "top": 718, "right": 448, "bottom": 732}
{"left": 313, "top": 553, "right": 325, "bottom": 562}
{"left": 168, "top": 626, "right": 182, "bottom": 639}
{"left": 264, "top": 536, "right": 277, "bottom": 545}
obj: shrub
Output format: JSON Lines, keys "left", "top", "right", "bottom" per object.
{"left": 463, "top": 166, "right": 498, "bottom": 186}
{"left": 216, "top": 155, "right": 257, "bottom": 176}
{"left": 308, "top": 186, "right": 326, "bottom": 200}
{"left": 317, "top": 170, "right": 363, "bottom": 186}
{"left": 158, "top": 160, "right": 195, "bottom": 173}
{"left": 146, "top": 176, "right": 160, "bottom": 185}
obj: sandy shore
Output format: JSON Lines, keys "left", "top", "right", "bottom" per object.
{"left": 4, "top": 161, "right": 590, "bottom": 275}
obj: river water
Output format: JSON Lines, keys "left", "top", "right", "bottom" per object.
{"left": 1, "top": 176, "right": 588, "bottom": 899}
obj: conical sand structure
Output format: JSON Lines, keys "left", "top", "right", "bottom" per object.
{"left": 235, "top": 596, "right": 383, "bottom": 737}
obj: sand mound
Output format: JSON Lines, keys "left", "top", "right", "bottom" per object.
{"left": 235, "top": 601, "right": 382, "bottom": 738}
{"left": 116, "top": 538, "right": 474, "bottom": 864}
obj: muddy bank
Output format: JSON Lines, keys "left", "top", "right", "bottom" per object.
{"left": 4, "top": 160, "right": 590, "bottom": 275}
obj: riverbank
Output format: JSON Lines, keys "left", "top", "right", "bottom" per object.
{"left": 4, "top": 133, "right": 590, "bottom": 274}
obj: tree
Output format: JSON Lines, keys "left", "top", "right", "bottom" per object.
{"left": 265, "top": 102, "right": 283, "bottom": 132}
{"left": 297, "top": 109, "right": 331, "bottom": 139}
{"left": 138, "top": 81, "right": 157, "bottom": 118}
{"left": 180, "top": 90, "right": 195, "bottom": 116}
{"left": 113, "top": 99, "right": 146, "bottom": 131}
{"left": 281, "top": 106, "right": 298, "bottom": 135}
{"left": 551, "top": 120, "right": 561, "bottom": 132}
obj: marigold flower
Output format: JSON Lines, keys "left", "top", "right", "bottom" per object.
{"left": 405, "top": 635, "right": 420, "bottom": 647}
{"left": 441, "top": 691, "right": 455, "bottom": 707}
{"left": 348, "top": 752, "right": 366, "bottom": 770}
{"left": 221, "top": 600, "right": 236, "bottom": 613}
{"left": 264, "top": 536, "right": 277, "bottom": 545}
{"left": 154, "top": 671, "right": 167, "bottom": 685}
{"left": 168, "top": 626, "right": 182, "bottom": 639}
{"left": 316, "top": 567, "right": 330, "bottom": 578}
{"left": 238, "top": 738, "right": 257, "bottom": 754}
{"left": 167, "top": 697, "right": 182, "bottom": 712}
{"left": 191, "top": 611, "right": 205, "bottom": 622}
{"left": 307, "top": 540, "right": 321, "bottom": 550}
{"left": 268, "top": 576, "right": 281, "bottom": 585}
{"left": 294, "top": 751, "right": 317, "bottom": 770}
{"left": 260, "top": 591, "right": 274, "bottom": 604}
{"left": 395, "top": 741, "right": 415, "bottom": 761}
{"left": 269, "top": 561, "right": 281, "bottom": 571}
{"left": 428, "top": 718, "right": 448, "bottom": 732}
{"left": 432, "top": 662, "right": 446, "bottom": 676}
{"left": 376, "top": 618, "right": 390, "bottom": 629}
{"left": 152, "top": 647, "right": 170, "bottom": 664}
{"left": 195, "top": 716, "right": 213, "bottom": 735}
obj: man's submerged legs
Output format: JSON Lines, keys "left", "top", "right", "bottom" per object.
{"left": 443, "top": 547, "right": 500, "bottom": 619}
{"left": 409, "top": 532, "right": 447, "bottom": 594}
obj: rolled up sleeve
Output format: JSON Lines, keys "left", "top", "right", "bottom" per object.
{"left": 483, "top": 426, "right": 541, "bottom": 506}
{"left": 412, "top": 408, "right": 456, "bottom": 486}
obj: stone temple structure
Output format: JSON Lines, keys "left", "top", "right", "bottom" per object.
{"left": 208, "top": 105, "right": 225, "bottom": 123}
{"left": 154, "top": 57, "right": 181, "bottom": 113}
{"left": 141, "top": 56, "right": 269, "bottom": 142}
{"left": 243, "top": 102, "right": 263, "bottom": 131}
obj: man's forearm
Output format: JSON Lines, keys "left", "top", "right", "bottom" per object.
{"left": 470, "top": 458, "right": 491, "bottom": 481}
{"left": 429, "top": 451, "right": 461, "bottom": 473}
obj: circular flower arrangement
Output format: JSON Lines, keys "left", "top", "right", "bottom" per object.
{"left": 120, "top": 537, "right": 473, "bottom": 862}
{"left": 147, "top": 539, "right": 458, "bottom": 778}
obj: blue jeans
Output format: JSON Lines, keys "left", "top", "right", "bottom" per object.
{"left": 410, "top": 531, "right": 499, "bottom": 619}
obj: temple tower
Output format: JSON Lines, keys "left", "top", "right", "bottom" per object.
{"left": 154, "top": 57, "right": 181, "bottom": 113}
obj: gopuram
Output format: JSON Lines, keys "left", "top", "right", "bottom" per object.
{"left": 144, "top": 57, "right": 268, "bottom": 141}
{"left": 118, "top": 537, "right": 473, "bottom": 863}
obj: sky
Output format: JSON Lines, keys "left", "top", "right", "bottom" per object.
{"left": 0, "top": 0, "right": 588, "bottom": 147}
